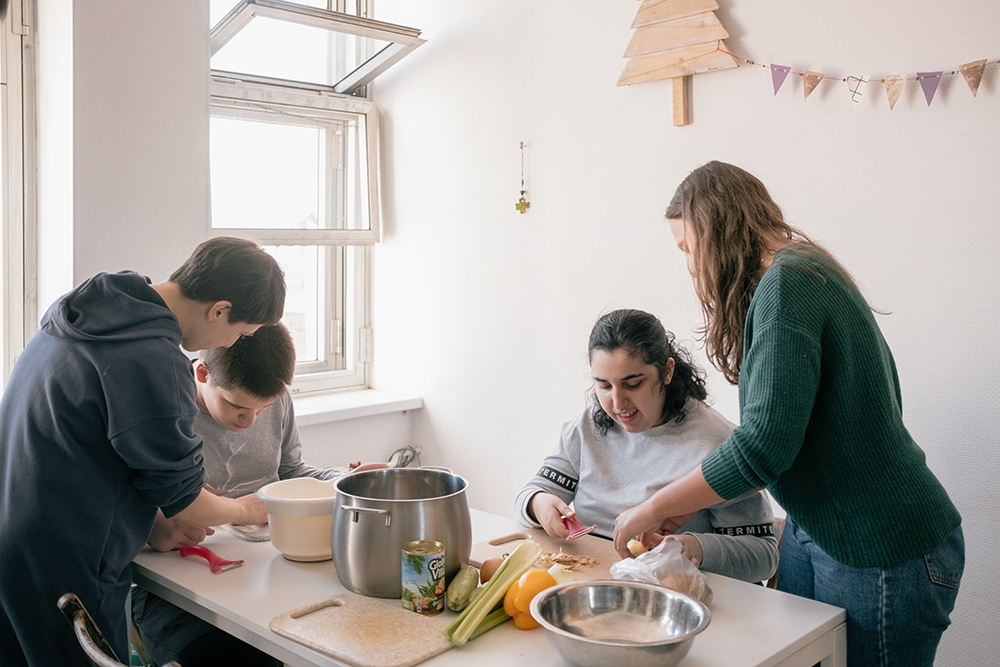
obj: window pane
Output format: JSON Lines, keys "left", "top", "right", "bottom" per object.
{"left": 210, "top": 113, "right": 369, "bottom": 231}
{"left": 263, "top": 244, "right": 326, "bottom": 366}
{"left": 210, "top": 1, "right": 331, "bottom": 29}
{"left": 212, "top": 14, "right": 389, "bottom": 89}
{"left": 211, "top": 117, "right": 321, "bottom": 230}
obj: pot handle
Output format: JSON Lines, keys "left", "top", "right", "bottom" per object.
{"left": 340, "top": 505, "right": 391, "bottom": 527}
{"left": 419, "top": 465, "right": 454, "bottom": 474}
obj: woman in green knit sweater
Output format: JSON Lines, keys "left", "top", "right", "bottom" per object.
{"left": 612, "top": 161, "right": 963, "bottom": 666}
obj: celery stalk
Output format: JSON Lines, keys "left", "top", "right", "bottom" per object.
{"left": 547, "top": 563, "right": 574, "bottom": 585}
{"left": 468, "top": 607, "right": 511, "bottom": 640}
{"left": 443, "top": 539, "right": 542, "bottom": 646}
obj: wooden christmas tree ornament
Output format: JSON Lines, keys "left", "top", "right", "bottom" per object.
{"left": 618, "top": 0, "right": 739, "bottom": 126}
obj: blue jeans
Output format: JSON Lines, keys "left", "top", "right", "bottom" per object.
{"left": 776, "top": 518, "right": 963, "bottom": 667}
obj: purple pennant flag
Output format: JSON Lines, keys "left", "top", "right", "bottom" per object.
{"left": 916, "top": 71, "right": 943, "bottom": 106}
{"left": 770, "top": 64, "right": 791, "bottom": 95}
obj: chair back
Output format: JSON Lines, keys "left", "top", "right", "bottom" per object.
{"left": 57, "top": 593, "right": 127, "bottom": 667}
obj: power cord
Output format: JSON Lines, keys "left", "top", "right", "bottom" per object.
{"left": 387, "top": 445, "right": 422, "bottom": 468}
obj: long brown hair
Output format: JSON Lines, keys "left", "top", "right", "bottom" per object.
{"left": 665, "top": 161, "right": 830, "bottom": 384}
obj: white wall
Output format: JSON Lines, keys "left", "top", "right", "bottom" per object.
{"left": 70, "top": 3, "right": 211, "bottom": 284}
{"left": 298, "top": 411, "right": 415, "bottom": 470}
{"left": 35, "top": 0, "right": 210, "bottom": 308}
{"left": 365, "top": 1, "right": 999, "bottom": 665}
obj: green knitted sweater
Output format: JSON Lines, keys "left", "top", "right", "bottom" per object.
{"left": 700, "top": 245, "right": 960, "bottom": 567}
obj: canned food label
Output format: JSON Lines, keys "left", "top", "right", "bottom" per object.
{"left": 402, "top": 540, "right": 446, "bottom": 615}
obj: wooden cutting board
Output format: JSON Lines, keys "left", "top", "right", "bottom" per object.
{"left": 469, "top": 526, "right": 622, "bottom": 581}
{"left": 270, "top": 593, "right": 453, "bottom": 667}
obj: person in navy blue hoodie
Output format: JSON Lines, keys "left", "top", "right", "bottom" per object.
{"left": 0, "top": 237, "right": 286, "bottom": 667}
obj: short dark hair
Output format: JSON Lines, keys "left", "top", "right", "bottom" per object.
{"left": 170, "top": 237, "right": 285, "bottom": 325}
{"left": 200, "top": 323, "right": 296, "bottom": 399}
{"left": 588, "top": 309, "right": 708, "bottom": 435}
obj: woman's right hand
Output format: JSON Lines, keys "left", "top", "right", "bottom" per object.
{"left": 529, "top": 492, "right": 574, "bottom": 539}
{"left": 613, "top": 500, "right": 665, "bottom": 558}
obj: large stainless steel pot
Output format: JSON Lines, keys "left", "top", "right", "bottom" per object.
{"left": 332, "top": 468, "right": 472, "bottom": 598}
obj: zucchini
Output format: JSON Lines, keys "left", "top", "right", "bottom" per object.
{"left": 446, "top": 565, "right": 480, "bottom": 612}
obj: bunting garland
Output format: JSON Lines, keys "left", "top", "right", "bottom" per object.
{"left": 720, "top": 47, "right": 997, "bottom": 108}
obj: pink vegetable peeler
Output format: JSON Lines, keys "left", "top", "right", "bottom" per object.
{"left": 179, "top": 545, "right": 244, "bottom": 573}
{"left": 561, "top": 515, "right": 598, "bottom": 541}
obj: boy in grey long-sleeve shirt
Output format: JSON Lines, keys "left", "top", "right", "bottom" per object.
{"left": 132, "top": 324, "right": 383, "bottom": 667}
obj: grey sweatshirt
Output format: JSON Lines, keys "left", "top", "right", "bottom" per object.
{"left": 515, "top": 399, "right": 778, "bottom": 582}
{"left": 197, "top": 390, "right": 337, "bottom": 498}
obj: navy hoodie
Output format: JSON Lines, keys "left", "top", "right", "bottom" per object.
{"left": 0, "top": 271, "right": 207, "bottom": 666}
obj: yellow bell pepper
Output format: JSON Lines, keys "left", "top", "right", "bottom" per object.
{"left": 502, "top": 569, "right": 557, "bottom": 630}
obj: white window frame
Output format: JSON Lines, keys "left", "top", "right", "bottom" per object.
{"left": 209, "top": 80, "right": 377, "bottom": 393}
{"left": 209, "top": 0, "right": 424, "bottom": 393}
{"left": 208, "top": 1, "right": 422, "bottom": 394}
{"left": 209, "top": 78, "right": 382, "bottom": 245}
{"left": 2, "top": 0, "right": 36, "bottom": 388}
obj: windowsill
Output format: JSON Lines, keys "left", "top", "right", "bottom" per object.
{"left": 292, "top": 389, "right": 423, "bottom": 427}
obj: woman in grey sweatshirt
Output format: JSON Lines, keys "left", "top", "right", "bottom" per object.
{"left": 516, "top": 309, "right": 777, "bottom": 583}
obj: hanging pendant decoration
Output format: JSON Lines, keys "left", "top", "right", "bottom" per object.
{"left": 515, "top": 141, "right": 530, "bottom": 214}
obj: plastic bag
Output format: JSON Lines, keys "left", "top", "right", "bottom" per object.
{"left": 610, "top": 538, "right": 713, "bottom": 604}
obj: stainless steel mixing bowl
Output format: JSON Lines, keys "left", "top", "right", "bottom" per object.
{"left": 530, "top": 580, "right": 711, "bottom": 667}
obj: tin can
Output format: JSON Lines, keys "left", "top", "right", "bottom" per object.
{"left": 401, "top": 540, "right": 446, "bottom": 615}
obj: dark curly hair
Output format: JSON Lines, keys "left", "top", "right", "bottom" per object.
{"left": 588, "top": 309, "right": 708, "bottom": 436}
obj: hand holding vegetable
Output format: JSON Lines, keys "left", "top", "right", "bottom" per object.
{"left": 612, "top": 499, "right": 664, "bottom": 558}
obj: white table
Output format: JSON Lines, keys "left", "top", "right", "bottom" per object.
{"left": 132, "top": 510, "right": 846, "bottom": 667}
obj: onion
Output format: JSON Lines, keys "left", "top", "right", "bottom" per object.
{"left": 479, "top": 554, "right": 506, "bottom": 584}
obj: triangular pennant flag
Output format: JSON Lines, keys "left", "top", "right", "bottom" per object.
{"left": 845, "top": 75, "right": 867, "bottom": 104}
{"left": 885, "top": 75, "right": 905, "bottom": 110}
{"left": 959, "top": 59, "right": 987, "bottom": 97}
{"left": 770, "top": 64, "right": 791, "bottom": 95}
{"left": 916, "top": 71, "right": 943, "bottom": 106}
{"left": 802, "top": 71, "right": 824, "bottom": 101}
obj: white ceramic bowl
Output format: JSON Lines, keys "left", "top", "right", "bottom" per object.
{"left": 257, "top": 478, "right": 338, "bottom": 562}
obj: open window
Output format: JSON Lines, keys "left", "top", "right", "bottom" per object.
{"left": 212, "top": 0, "right": 424, "bottom": 97}
{"left": 208, "top": 0, "right": 423, "bottom": 392}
